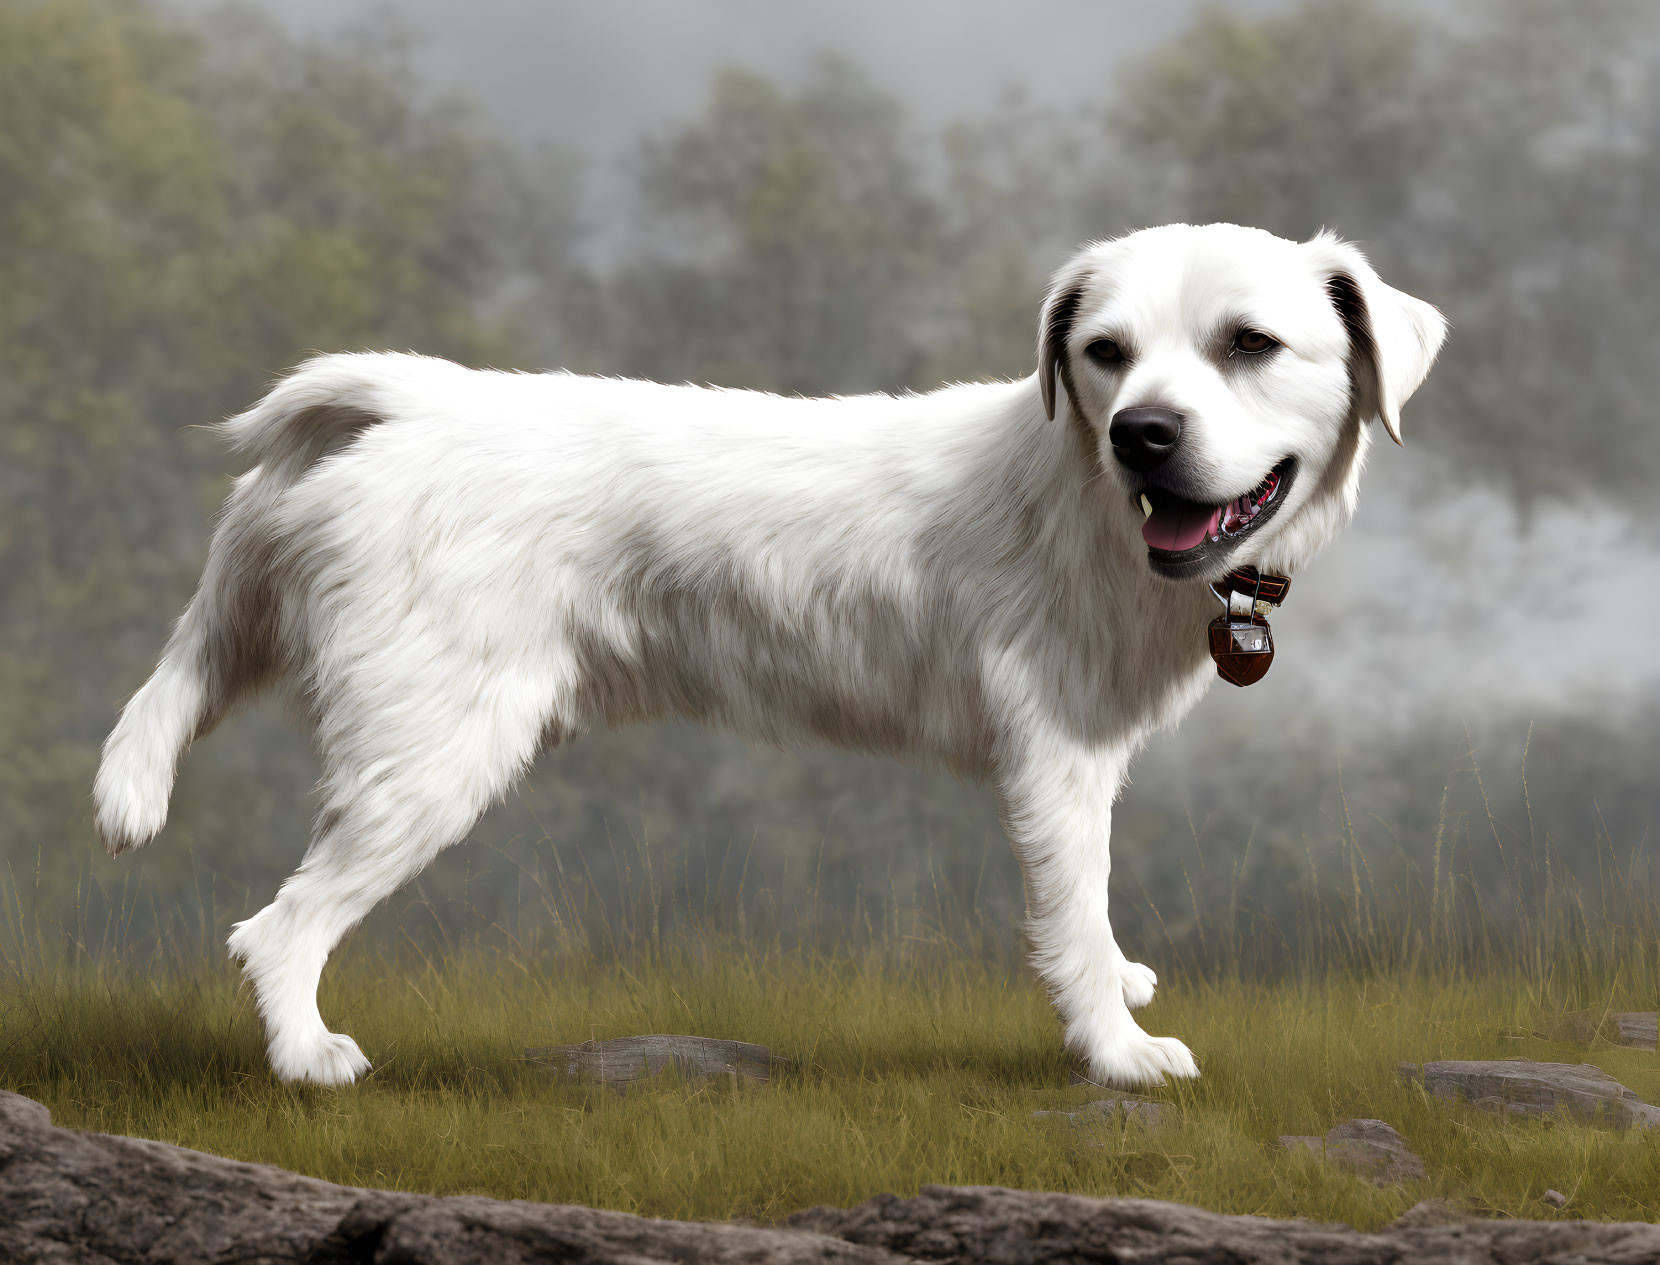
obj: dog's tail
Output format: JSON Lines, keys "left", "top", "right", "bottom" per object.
{"left": 94, "top": 355, "right": 395, "bottom": 856}
{"left": 216, "top": 351, "right": 397, "bottom": 478}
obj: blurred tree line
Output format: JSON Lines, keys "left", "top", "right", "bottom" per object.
{"left": 2, "top": 0, "right": 1657, "bottom": 957}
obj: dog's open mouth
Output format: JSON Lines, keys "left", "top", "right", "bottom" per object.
{"left": 1137, "top": 457, "right": 1297, "bottom": 578}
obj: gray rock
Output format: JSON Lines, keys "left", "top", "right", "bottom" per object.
{"left": 1400, "top": 1059, "right": 1660, "bottom": 1128}
{"left": 0, "top": 1091, "right": 889, "bottom": 1265}
{"left": 1032, "top": 1096, "right": 1167, "bottom": 1129}
{"left": 1543, "top": 1189, "right": 1568, "bottom": 1208}
{"left": 1389, "top": 1197, "right": 1494, "bottom": 1228}
{"left": 794, "top": 1184, "right": 1660, "bottom": 1263}
{"left": 1278, "top": 1118, "right": 1427, "bottom": 1184}
{"left": 1610, "top": 1012, "right": 1659, "bottom": 1050}
{"left": 1549, "top": 1009, "right": 1659, "bottom": 1050}
{"left": 525, "top": 1033, "right": 773, "bottom": 1088}
{"left": 11, "top": 1089, "right": 1660, "bottom": 1264}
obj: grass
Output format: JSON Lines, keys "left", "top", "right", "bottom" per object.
{"left": 4, "top": 745, "right": 1657, "bottom": 1229}
{"left": 4, "top": 934, "right": 1660, "bottom": 1229}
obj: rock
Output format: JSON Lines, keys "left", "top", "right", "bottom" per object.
{"left": 0, "top": 1091, "right": 889, "bottom": 1265}
{"left": 1546, "top": 1011, "right": 1600, "bottom": 1044}
{"left": 11, "top": 1088, "right": 1660, "bottom": 1264}
{"left": 1548, "top": 1010, "right": 1659, "bottom": 1050}
{"left": 1389, "top": 1197, "right": 1494, "bottom": 1228}
{"left": 1543, "top": 1189, "right": 1568, "bottom": 1208}
{"left": 1399, "top": 1059, "right": 1660, "bottom": 1128}
{"left": 793, "top": 1184, "right": 1660, "bottom": 1264}
{"left": 0, "top": 1090, "right": 357, "bottom": 1264}
{"left": 1032, "top": 1096, "right": 1167, "bottom": 1129}
{"left": 1277, "top": 1118, "right": 1427, "bottom": 1184}
{"left": 525, "top": 1034, "right": 773, "bottom": 1088}
{"left": 1610, "top": 1012, "right": 1659, "bottom": 1050}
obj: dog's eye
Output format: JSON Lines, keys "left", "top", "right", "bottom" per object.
{"left": 1086, "top": 339, "right": 1123, "bottom": 364}
{"left": 1233, "top": 329, "right": 1278, "bottom": 354}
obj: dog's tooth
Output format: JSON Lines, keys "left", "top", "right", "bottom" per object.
{"left": 1140, "top": 494, "right": 1153, "bottom": 520}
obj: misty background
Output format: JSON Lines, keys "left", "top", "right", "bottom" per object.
{"left": 3, "top": 0, "right": 1657, "bottom": 966}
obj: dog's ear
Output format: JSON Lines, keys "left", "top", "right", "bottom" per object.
{"left": 1305, "top": 233, "right": 1447, "bottom": 445}
{"left": 1037, "top": 268, "right": 1088, "bottom": 422}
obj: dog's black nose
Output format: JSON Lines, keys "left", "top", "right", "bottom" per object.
{"left": 1109, "top": 406, "right": 1183, "bottom": 472}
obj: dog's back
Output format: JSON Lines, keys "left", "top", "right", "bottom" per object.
{"left": 97, "top": 356, "right": 1068, "bottom": 861}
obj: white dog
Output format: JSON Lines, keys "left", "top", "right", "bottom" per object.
{"left": 94, "top": 224, "right": 1444, "bottom": 1086}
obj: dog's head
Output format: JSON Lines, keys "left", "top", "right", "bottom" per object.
{"left": 1039, "top": 224, "right": 1446, "bottom": 581}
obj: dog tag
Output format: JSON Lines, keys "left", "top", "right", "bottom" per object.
{"left": 1208, "top": 615, "right": 1275, "bottom": 687}
{"left": 1207, "top": 565, "right": 1291, "bottom": 688}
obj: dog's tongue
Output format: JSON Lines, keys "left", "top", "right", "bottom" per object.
{"left": 1142, "top": 501, "right": 1221, "bottom": 552}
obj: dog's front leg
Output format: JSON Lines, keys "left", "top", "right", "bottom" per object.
{"left": 998, "top": 744, "right": 1199, "bottom": 1087}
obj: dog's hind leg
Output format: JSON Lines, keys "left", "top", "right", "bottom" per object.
{"left": 94, "top": 469, "right": 285, "bottom": 856}
{"left": 228, "top": 669, "right": 556, "bottom": 1084}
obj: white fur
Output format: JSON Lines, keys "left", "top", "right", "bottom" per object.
{"left": 94, "top": 224, "right": 1444, "bottom": 1085}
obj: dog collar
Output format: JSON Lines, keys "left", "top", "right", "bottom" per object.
{"left": 1207, "top": 565, "right": 1293, "bottom": 688}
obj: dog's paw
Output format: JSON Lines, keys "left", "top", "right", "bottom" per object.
{"left": 92, "top": 764, "right": 169, "bottom": 857}
{"left": 1084, "top": 1033, "right": 1198, "bottom": 1088}
{"left": 1120, "top": 960, "right": 1158, "bottom": 1009}
{"left": 269, "top": 1030, "right": 371, "bottom": 1086}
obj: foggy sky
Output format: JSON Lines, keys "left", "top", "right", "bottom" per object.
{"left": 164, "top": 0, "right": 1287, "bottom": 148}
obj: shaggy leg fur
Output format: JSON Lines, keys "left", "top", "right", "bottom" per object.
{"left": 229, "top": 673, "right": 554, "bottom": 1084}
{"left": 1000, "top": 743, "right": 1197, "bottom": 1087}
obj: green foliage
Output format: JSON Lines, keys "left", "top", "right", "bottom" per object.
{"left": 601, "top": 58, "right": 943, "bottom": 393}
{"left": 1415, "top": 0, "right": 1660, "bottom": 497}
{"left": 0, "top": 0, "right": 582, "bottom": 673}
{"left": 0, "top": 0, "right": 1655, "bottom": 968}
{"left": 1112, "top": 0, "right": 1426, "bottom": 238}
{"left": 0, "top": 0, "right": 580, "bottom": 911}
{"left": 1103, "top": 0, "right": 1660, "bottom": 497}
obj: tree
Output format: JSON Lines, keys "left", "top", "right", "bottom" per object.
{"left": 1098, "top": 0, "right": 1660, "bottom": 502}
{"left": 0, "top": 0, "right": 584, "bottom": 920}
{"left": 1108, "top": 0, "right": 1426, "bottom": 242}
{"left": 1414, "top": 0, "right": 1660, "bottom": 499}
{"left": 603, "top": 58, "right": 943, "bottom": 395}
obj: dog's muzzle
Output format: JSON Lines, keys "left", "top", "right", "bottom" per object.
{"left": 1109, "top": 406, "right": 1183, "bottom": 473}
{"left": 1135, "top": 457, "right": 1298, "bottom": 581}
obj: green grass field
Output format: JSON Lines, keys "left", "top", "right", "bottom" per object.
{"left": 4, "top": 931, "right": 1659, "bottom": 1230}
